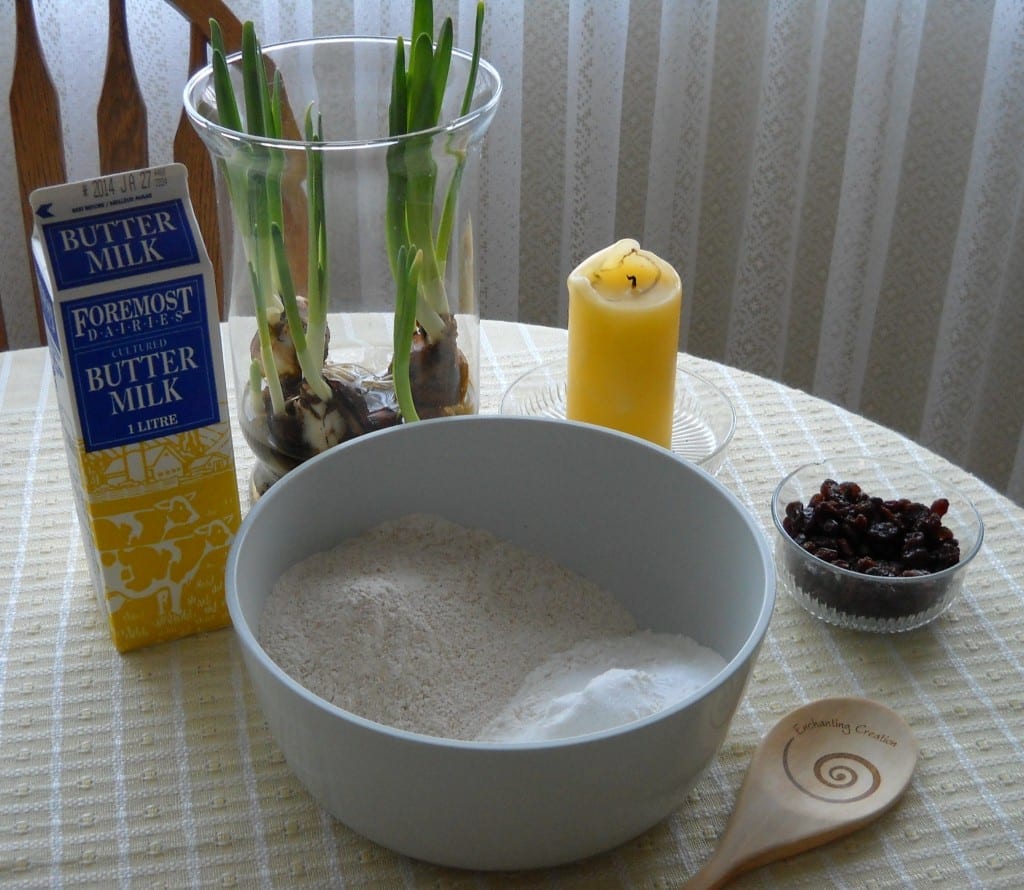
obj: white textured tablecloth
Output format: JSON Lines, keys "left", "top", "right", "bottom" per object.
{"left": 1, "top": 321, "right": 1022, "bottom": 888}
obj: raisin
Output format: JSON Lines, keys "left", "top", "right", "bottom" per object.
{"left": 839, "top": 481, "right": 862, "bottom": 500}
{"left": 866, "top": 520, "right": 901, "bottom": 556}
{"left": 902, "top": 548, "right": 930, "bottom": 570}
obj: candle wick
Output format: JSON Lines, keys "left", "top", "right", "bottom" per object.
{"left": 627, "top": 274, "right": 637, "bottom": 288}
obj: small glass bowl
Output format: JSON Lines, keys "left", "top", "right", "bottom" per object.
{"left": 499, "top": 358, "right": 735, "bottom": 475}
{"left": 771, "top": 457, "right": 984, "bottom": 632}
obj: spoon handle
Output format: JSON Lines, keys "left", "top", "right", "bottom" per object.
{"left": 680, "top": 820, "right": 756, "bottom": 889}
{"left": 680, "top": 851, "right": 739, "bottom": 889}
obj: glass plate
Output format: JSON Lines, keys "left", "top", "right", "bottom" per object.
{"left": 499, "top": 358, "right": 735, "bottom": 475}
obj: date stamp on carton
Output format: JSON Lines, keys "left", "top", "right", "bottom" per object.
{"left": 31, "top": 164, "right": 241, "bottom": 652}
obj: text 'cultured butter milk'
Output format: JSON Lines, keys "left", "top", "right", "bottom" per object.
{"left": 30, "top": 164, "right": 241, "bottom": 652}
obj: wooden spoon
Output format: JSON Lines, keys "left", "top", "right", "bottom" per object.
{"left": 684, "top": 697, "right": 918, "bottom": 888}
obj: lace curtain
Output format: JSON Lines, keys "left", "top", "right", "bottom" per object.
{"left": 1, "top": 0, "right": 1022, "bottom": 505}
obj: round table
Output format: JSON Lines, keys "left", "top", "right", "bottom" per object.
{"left": 0, "top": 320, "right": 1021, "bottom": 888}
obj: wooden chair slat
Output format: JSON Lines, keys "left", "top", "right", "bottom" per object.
{"left": 10, "top": 0, "right": 67, "bottom": 345}
{"left": 98, "top": 0, "right": 148, "bottom": 174}
{"left": 166, "top": 0, "right": 244, "bottom": 50}
{"left": 175, "top": 24, "right": 224, "bottom": 317}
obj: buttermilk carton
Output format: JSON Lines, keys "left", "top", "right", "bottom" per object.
{"left": 30, "top": 164, "right": 241, "bottom": 652}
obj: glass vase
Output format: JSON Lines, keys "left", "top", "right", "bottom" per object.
{"left": 184, "top": 36, "right": 501, "bottom": 495}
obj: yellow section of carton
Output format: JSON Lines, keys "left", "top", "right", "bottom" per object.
{"left": 79, "top": 419, "right": 240, "bottom": 652}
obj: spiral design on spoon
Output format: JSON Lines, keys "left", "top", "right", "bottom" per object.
{"left": 783, "top": 739, "right": 882, "bottom": 803}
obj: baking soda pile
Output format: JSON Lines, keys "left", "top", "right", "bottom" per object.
{"left": 259, "top": 514, "right": 726, "bottom": 742}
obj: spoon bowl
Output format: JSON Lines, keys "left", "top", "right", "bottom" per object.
{"left": 685, "top": 696, "right": 918, "bottom": 888}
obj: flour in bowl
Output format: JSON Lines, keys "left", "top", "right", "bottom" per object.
{"left": 476, "top": 632, "right": 726, "bottom": 743}
{"left": 258, "top": 514, "right": 726, "bottom": 741}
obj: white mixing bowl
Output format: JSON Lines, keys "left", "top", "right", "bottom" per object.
{"left": 226, "top": 415, "right": 774, "bottom": 870}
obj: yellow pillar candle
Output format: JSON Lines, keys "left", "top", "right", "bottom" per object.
{"left": 566, "top": 238, "right": 683, "bottom": 447}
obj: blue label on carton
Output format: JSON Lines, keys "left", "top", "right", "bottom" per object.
{"left": 34, "top": 266, "right": 63, "bottom": 378}
{"left": 43, "top": 199, "right": 199, "bottom": 291}
{"left": 60, "top": 275, "right": 220, "bottom": 452}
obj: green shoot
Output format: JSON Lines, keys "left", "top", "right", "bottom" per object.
{"left": 209, "top": 18, "right": 331, "bottom": 411}
{"left": 437, "top": 3, "right": 484, "bottom": 264}
{"left": 391, "top": 245, "right": 423, "bottom": 423}
{"left": 304, "top": 106, "right": 328, "bottom": 368}
{"left": 387, "top": 0, "right": 485, "bottom": 416}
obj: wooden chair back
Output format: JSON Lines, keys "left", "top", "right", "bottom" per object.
{"left": 5, "top": 0, "right": 244, "bottom": 350}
